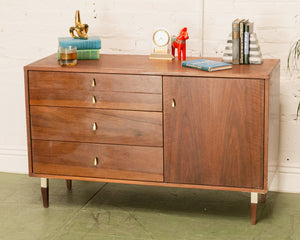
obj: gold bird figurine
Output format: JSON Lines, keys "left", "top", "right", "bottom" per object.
{"left": 69, "top": 10, "right": 89, "bottom": 39}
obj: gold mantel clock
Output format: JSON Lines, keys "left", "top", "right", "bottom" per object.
{"left": 149, "top": 29, "right": 174, "bottom": 60}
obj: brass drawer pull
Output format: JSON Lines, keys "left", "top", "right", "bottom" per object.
{"left": 92, "top": 122, "right": 97, "bottom": 131}
{"left": 172, "top": 99, "right": 176, "bottom": 108}
{"left": 92, "top": 78, "right": 96, "bottom": 87}
{"left": 92, "top": 96, "right": 96, "bottom": 104}
{"left": 94, "top": 157, "right": 98, "bottom": 166}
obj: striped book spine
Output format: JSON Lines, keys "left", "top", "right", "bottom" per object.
{"left": 232, "top": 18, "right": 240, "bottom": 64}
{"left": 58, "top": 49, "right": 100, "bottom": 60}
{"left": 239, "top": 19, "right": 247, "bottom": 64}
{"left": 244, "top": 22, "right": 253, "bottom": 64}
{"left": 78, "top": 49, "right": 99, "bottom": 60}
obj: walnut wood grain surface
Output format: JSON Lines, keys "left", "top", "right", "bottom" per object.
{"left": 24, "top": 54, "right": 280, "bottom": 194}
{"left": 32, "top": 140, "right": 163, "bottom": 182}
{"left": 265, "top": 63, "right": 280, "bottom": 190}
{"left": 41, "top": 187, "right": 49, "bottom": 208}
{"left": 24, "top": 54, "right": 279, "bottom": 79}
{"left": 30, "top": 106, "right": 163, "bottom": 147}
{"left": 163, "top": 76, "right": 264, "bottom": 189}
{"left": 24, "top": 70, "right": 33, "bottom": 173}
{"left": 28, "top": 71, "right": 162, "bottom": 94}
{"left": 29, "top": 71, "right": 162, "bottom": 111}
{"left": 29, "top": 89, "right": 162, "bottom": 111}
{"left": 251, "top": 203, "right": 258, "bottom": 225}
{"left": 31, "top": 172, "right": 268, "bottom": 193}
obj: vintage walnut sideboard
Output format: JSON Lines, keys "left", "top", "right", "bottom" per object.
{"left": 24, "top": 54, "right": 279, "bottom": 225}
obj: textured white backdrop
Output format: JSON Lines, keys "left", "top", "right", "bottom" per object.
{"left": 0, "top": 0, "right": 299, "bottom": 192}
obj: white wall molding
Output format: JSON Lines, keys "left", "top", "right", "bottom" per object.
{"left": 0, "top": 0, "right": 300, "bottom": 194}
{"left": 0, "top": 145, "right": 27, "bottom": 156}
{"left": 270, "top": 166, "right": 300, "bottom": 193}
{"left": 0, "top": 145, "right": 28, "bottom": 174}
{"left": 278, "top": 166, "right": 300, "bottom": 175}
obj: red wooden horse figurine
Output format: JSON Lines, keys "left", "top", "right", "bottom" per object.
{"left": 172, "top": 27, "right": 189, "bottom": 60}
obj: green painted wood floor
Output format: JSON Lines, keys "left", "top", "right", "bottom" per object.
{"left": 0, "top": 172, "right": 299, "bottom": 240}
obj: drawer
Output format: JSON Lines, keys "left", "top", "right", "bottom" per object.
{"left": 28, "top": 71, "right": 162, "bottom": 111}
{"left": 28, "top": 71, "right": 162, "bottom": 93}
{"left": 32, "top": 140, "right": 163, "bottom": 182}
{"left": 29, "top": 89, "right": 162, "bottom": 111}
{"left": 30, "top": 106, "right": 163, "bottom": 147}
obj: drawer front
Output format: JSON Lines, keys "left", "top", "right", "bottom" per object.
{"left": 32, "top": 140, "right": 163, "bottom": 182}
{"left": 28, "top": 71, "right": 162, "bottom": 111}
{"left": 29, "top": 71, "right": 162, "bottom": 93}
{"left": 29, "top": 89, "right": 162, "bottom": 111}
{"left": 30, "top": 106, "right": 163, "bottom": 147}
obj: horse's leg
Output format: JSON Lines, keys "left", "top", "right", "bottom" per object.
{"left": 172, "top": 44, "right": 175, "bottom": 57}
{"left": 182, "top": 44, "right": 186, "bottom": 60}
{"left": 177, "top": 44, "right": 182, "bottom": 60}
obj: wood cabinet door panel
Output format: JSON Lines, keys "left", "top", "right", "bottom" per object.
{"left": 32, "top": 140, "right": 163, "bottom": 182}
{"left": 164, "top": 77, "right": 264, "bottom": 189}
{"left": 29, "top": 89, "right": 162, "bottom": 111}
{"left": 29, "top": 71, "right": 162, "bottom": 94}
{"left": 31, "top": 106, "right": 163, "bottom": 147}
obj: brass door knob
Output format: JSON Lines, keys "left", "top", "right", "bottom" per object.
{"left": 172, "top": 98, "right": 176, "bottom": 108}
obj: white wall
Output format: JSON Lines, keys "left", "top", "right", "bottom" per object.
{"left": 0, "top": 0, "right": 299, "bottom": 193}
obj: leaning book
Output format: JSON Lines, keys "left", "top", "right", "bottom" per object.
{"left": 182, "top": 59, "right": 232, "bottom": 72}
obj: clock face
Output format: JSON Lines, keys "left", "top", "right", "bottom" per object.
{"left": 153, "top": 29, "right": 170, "bottom": 47}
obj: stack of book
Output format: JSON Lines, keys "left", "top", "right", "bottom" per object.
{"left": 223, "top": 19, "right": 263, "bottom": 65}
{"left": 58, "top": 36, "right": 101, "bottom": 60}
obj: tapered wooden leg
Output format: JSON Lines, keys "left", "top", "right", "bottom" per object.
{"left": 261, "top": 193, "right": 266, "bottom": 204}
{"left": 251, "top": 192, "right": 258, "bottom": 225}
{"left": 251, "top": 203, "right": 257, "bottom": 225}
{"left": 41, "top": 178, "right": 49, "bottom": 208}
{"left": 66, "top": 180, "right": 72, "bottom": 190}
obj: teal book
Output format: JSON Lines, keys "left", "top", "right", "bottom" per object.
{"left": 182, "top": 59, "right": 232, "bottom": 72}
{"left": 58, "top": 36, "right": 101, "bottom": 50}
{"left": 57, "top": 49, "right": 100, "bottom": 60}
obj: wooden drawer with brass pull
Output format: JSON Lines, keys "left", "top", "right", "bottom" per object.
{"left": 28, "top": 71, "right": 162, "bottom": 93}
{"left": 29, "top": 89, "right": 162, "bottom": 111}
{"left": 30, "top": 106, "right": 163, "bottom": 147}
{"left": 32, "top": 140, "right": 163, "bottom": 182}
{"left": 28, "top": 71, "right": 162, "bottom": 111}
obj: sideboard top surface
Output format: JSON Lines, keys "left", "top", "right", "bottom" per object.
{"left": 24, "top": 54, "right": 280, "bottom": 79}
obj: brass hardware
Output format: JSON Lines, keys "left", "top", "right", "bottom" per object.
{"left": 94, "top": 157, "right": 98, "bottom": 166}
{"left": 69, "top": 10, "right": 89, "bottom": 39}
{"left": 91, "top": 78, "right": 96, "bottom": 87}
{"left": 92, "top": 96, "right": 96, "bottom": 104}
{"left": 41, "top": 178, "right": 49, "bottom": 188}
{"left": 92, "top": 122, "right": 97, "bottom": 131}
{"left": 172, "top": 98, "right": 176, "bottom": 108}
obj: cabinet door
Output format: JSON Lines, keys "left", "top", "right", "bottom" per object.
{"left": 163, "top": 77, "right": 264, "bottom": 189}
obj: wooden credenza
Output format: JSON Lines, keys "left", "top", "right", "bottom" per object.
{"left": 24, "top": 54, "right": 280, "bottom": 224}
